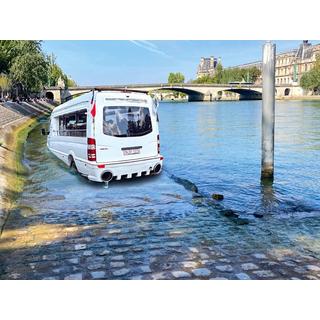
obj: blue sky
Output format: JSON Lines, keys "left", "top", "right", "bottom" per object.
{"left": 42, "top": 40, "right": 314, "bottom": 86}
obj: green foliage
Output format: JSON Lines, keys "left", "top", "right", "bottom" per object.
{"left": 10, "top": 48, "right": 48, "bottom": 93}
{"left": 47, "top": 54, "right": 77, "bottom": 88}
{"left": 215, "top": 62, "right": 223, "bottom": 83}
{"left": 48, "top": 54, "right": 61, "bottom": 86}
{"left": 0, "top": 73, "right": 10, "bottom": 90}
{"left": 194, "top": 64, "right": 261, "bottom": 84}
{"left": 66, "top": 77, "right": 77, "bottom": 87}
{"left": 300, "top": 55, "right": 320, "bottom": 92}
{"left": 168, "top": 72, "right": 185, "bottom": 84}
{"left": 193, "top": 74, "right": 214, "bottom": 84}
{"left": 0, "top": 40, "right": 75, "bottom": 95}
{"left": 0, "top": 40, "right": 21, "bottom": 74}
{"left": 0, "top": 73, "right": 10, "bottom": 98}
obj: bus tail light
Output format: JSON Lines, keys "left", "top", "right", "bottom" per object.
{"left": 87, "top": 137, "right": 96, "bottom": 161}
{"left": 157, "top": 134, "right": 160, "bottom": 154}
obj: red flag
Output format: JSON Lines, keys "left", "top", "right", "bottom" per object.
{"left": 90, "top": 102, "right": 96, "bottom": 117}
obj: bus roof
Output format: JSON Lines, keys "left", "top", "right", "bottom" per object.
{"left": 52, "top": 90, "right": 151, "bottom": 115}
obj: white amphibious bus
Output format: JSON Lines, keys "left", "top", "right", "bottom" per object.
{"left": 47, "top": 90, "right": 163, "bottom": 183}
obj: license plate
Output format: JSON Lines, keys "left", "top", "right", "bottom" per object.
{"left": 123, "top": 148, "right": 141, "bottom": 156}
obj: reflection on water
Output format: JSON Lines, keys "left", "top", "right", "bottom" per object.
{"left": 16, "top": 99, "right": 320, "bottom": 258}
{"left": 260, "top": 179, "right": 276, "bottom": 216}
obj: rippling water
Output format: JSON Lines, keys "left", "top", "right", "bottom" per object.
{"left": 18, "top": 99, "right": 320, "bottom": 259}
{"left": 160, "top": 100, "right": 320, "bottom": 216}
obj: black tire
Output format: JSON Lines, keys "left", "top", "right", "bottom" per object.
{"left": 69, "top": 156, "right": 78, "bottom": 174}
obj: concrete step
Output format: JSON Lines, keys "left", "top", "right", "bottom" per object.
{"left": 0, "top": 104, "right": 25, "bottom": 127}
{"left": 3, "top": 102, "right": 35, "bottom": 116}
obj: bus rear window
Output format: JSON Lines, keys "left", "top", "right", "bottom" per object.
{"left": 103, "top": 106, "right": 152, "bottom": 137}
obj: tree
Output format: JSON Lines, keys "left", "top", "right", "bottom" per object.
{"left": 46, "top": 54, "right": 77, "bottom": 88}
{"left": 0, "top": 40, "right": 76, "bottom": 96}
{"left": 0, "top": 73, "right": 10, "bottom": 98}
{"left": 213, "top": 62, "right": 223, "bottom": 83}
{"left": 300, "top": 55, "right": 320, "bottom": 93}
{"left": 66, "top": 77, "right": 77, "bottom": 87}
{"left": 249, "top": 66, "right": 261, "bottom": 83}
{"left": 193, "top": 74, "right": 214, "bottom": 84}
{"left": 168, "top": 72, "right": 185, "bottom": 84}
{"left": 0, "top": 40, "right": 21, "bottom": 74}
{"left": 193, "top": 63, "right": 261, "bottom": 85}
{"left": 10, "top": 50, "right": 48, "bottom": 94}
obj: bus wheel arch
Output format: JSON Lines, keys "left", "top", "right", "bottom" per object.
{"left": 68, "top": 154, "right": 78, "bottom": 173}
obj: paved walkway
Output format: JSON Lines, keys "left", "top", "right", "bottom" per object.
{"left": 1, "top": 198, "right": 320, "bottom": 280}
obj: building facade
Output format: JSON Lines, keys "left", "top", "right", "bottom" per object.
{"left": 275, "top": 41, "right": 320, "bottom": 85}
{"left": 229, "top": 41, "right": 320, "bottom": 85}
{"left": 196, "top": 56, "right": 219, "bottom": 79}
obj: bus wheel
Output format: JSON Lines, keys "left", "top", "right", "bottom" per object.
{"left": 69, "top": 156, "right": 78, "bottom": 174}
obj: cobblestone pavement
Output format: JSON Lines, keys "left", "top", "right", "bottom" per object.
{"left": 1, "top": 189, "right": 320, "bottom": 280}
{"left": 1, "top": 124, "right": 320, "bottom": 280}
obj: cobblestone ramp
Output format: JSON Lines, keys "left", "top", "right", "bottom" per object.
{"left": 1, "top": 182, "right": 320, "bottom": 280}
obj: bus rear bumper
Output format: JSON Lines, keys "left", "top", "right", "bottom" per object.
{"left": 87, "top": 156, "right": 163, "bottom": 183}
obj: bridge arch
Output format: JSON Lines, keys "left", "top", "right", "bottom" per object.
{"left": 223, "top": 88, "right": 262, "bottom": 100}
{"left": 150, "top": 87, "right": 205, "bottom": 102}
{"left": 45, "top": 91, "right": 54, "bottom": 100}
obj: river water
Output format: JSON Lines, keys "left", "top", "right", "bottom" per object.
{"left": 161, "top": 100, "right": 320, "bottom": 216}
{"left": 2, "top": 99, "right": 320, "bottom": 279}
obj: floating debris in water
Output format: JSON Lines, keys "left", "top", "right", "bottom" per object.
{"left": 212, "top": 193, "right": 224, "bottom": 201}
{"left": 192, "top": 192, "right": 203, "bottom": 199}
{"left": 170, "top": 174, "right": 198, "bottom": 193}
{"left": 254, "top": 212, "right": 264, "bottom": 218}
{"left": 221, "top": 209, "right": 239, "bottom": 218}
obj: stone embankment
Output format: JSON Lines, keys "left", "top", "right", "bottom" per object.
{"left": 0, "top": 100, "right": 55, "bottom": 232}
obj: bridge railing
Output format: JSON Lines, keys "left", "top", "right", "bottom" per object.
{"left": 45, "top": 83, "right": 299, "bottom": 93}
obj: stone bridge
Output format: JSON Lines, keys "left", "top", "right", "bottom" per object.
{"left": 43, "top": 83, "right": 304, "bottom": 104}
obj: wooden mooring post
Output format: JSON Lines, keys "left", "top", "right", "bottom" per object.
{"left": 261, "top": 41, "right": 276, "bottom": 181}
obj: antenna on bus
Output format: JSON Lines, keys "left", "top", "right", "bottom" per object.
{"left": 90, "top": 89, "right": 95, "bottom": 104}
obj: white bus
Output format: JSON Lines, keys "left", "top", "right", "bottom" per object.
{"left": 47, "top": 90, "right": 163, "bottom": 183}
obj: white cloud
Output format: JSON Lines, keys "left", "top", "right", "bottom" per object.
{"left": 130, "top": 40, "right": 171, "bottom": 58}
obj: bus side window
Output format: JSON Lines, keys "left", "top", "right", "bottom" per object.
{"left": 76, "top": 110, "right": 87, "bottom": 132}
{"left": 58, "top": 109, "right": 87, "bottom": 137}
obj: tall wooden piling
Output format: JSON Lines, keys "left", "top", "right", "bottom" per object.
{"left": 261, "top": 41, "right": 276, "bottom": 180}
